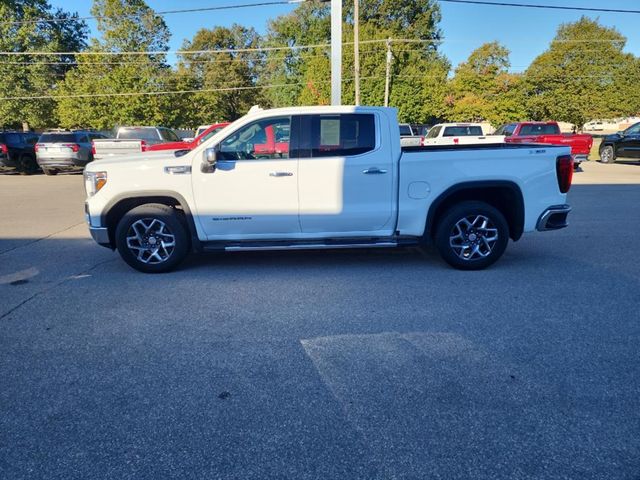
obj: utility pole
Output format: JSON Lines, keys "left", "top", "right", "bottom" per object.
{"left": 353, "top": 0, "right": 360, "bottom": 105}
{"left": 330, "top": 0, "right": 342, "bottom": 106}
{"left": 384, "top": 38, "right": 392, "bottom": 107}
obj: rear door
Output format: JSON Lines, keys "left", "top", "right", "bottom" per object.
{"left": 296, "top": 113, "right": 395, "bottom": 236}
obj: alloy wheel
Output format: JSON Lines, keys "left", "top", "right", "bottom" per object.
{"left": 449, "top": 215, "right": 499, "bottom": 261}
{"left": 126, "top": 218, "right": 176, "bottom": 264}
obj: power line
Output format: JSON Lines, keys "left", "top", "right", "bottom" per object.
{"left": 0, "top": 1, "right": 306, "bottom": 26}
{"left": 438, "top": 0, "right": 640, "bottom": 14}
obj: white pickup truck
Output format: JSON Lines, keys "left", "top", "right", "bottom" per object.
{"left": 84, "top": 106, "right": 573, "bottom": 273}
{"left": 422, "top": 123, "right": 505, "bottom": 146}
{"left": 92, "top": 126, "right": 181, "bottom": 159}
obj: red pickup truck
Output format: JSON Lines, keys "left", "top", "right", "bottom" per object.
{"left": 495, "top": 122, "right": 593, "bottom": 168}
{"left": 147, "top": 122, "right": 230, "bottom": 152}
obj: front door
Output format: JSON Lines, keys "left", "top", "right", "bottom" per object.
{"left": 192, "top": 116, "right": 300, "bottom": 240}
{"left": 296, "top": 113, "right": 395, "bottom": 237}
{"left": 619, "top": 123, "right": 640, "bottom": 158}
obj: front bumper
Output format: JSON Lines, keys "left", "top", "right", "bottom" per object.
{"left": 536, "top": 205, "right": 571, "bottom": 231}
{"left": 89, "top": 226, "right": 111, "bottom": 247}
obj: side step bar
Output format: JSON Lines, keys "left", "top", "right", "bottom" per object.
{"left": 201, "top": 238, "right": 419, "bottom": 253}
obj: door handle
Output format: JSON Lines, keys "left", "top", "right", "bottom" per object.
{"left": 363, "top": 167, "right": 388, "bottom": 175}
{"left": 269, "top": 171, "right": 293, "bottom": 177}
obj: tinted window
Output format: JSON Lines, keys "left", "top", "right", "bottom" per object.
{"left": 443, "top": 126, "right": 483, "bottom": 137}
{"left": 399, "top": 125, "right": 412, "bottom": 136}
{"left": 0, "top": 133, "right": 23, "bottom": 144}
{"left": 426, "top": 126, "right": 442, "bottom": 139}
{"left": 39, "top": 133, "right": 77, "bottom": 143}
{"left": 503, "top": 125, "right": 516, "bottom": 137}
{"left": 160, "top": 129, "right": 180, "bottom": 142}
{"left": 519, "top": 124, "right": 560, "bottom": 135}
{"left": 625, "top": 123, "right": 640, "bottom": 135}
{"left": 308, "top": 114, "right": 376, "bottom": 157}
{"left": 219, "top": 117, "right": 290, "bottom": 160}
{"left": 118, "top": 128, "right": 161, "bottom": 141}
{"left": 76, "top": 134, "right": 90, "bottom": 143}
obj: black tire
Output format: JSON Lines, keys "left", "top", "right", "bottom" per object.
{"left": 42, "top": 167, "right": 58, "bottom": 176}
{"left": 115, "top": 203, "right": 190, "bottom": 273}
{"left": 434, "top": 201, "right": 509, "bottom": 270}
{"left": 18, "top": 155, "right": 38, "bottom": 175}
{"left": 600, "top": 145, "right": 615, "bottom": 164}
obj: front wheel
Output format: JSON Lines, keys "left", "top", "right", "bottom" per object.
{"left": 434, "top": 201, "right": 509, "bottom": 270}
{"left": 115, "top": 203, "right": 190, "bottom": 273}
{"left": 600, "top": 145, "right": 615, "bottom": 164}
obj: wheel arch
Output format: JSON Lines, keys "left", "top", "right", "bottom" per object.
{"left": 102, "top": 191, "right": 201, "bottom": 251}
{"left": 425, "top": 181, "right": 525, "bottom": 241}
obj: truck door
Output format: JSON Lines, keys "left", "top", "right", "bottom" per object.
{"left": 619, "top": 123, "right": 640, "bottom": 158}
{"left": 191, "top": 116, "right": 301, "bottom": 240}
{"left": 296, "top": 113, "right": 395, "bottom": 236}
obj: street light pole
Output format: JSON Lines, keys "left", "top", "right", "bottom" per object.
{"left": 354, "top": 0, "right": 360, "bottom": 106}
{"left": 330, "top": 0, "right": 342, "bottom": 106}
{"left": 384, "top": 38, "right": 392, "bottom": 107}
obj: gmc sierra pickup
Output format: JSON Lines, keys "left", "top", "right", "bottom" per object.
{"left": 84, "top": 106, "right": 573, "bottom": 273}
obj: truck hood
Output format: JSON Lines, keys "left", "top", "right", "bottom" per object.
{"left": 87, "top": 150, "right": 192, "bottom": 171}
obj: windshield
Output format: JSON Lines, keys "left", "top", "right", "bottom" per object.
{"left": 519, "top": 124, "right": 560, "bottom": 135}
{"left": 39, "top": 133, "right": 78, "bottom": 143}
{"left": 443, "top": 126, "right": 483, "bottom": 137}
{"left": 118, "top": 128, "right": 160, "bottom": 141}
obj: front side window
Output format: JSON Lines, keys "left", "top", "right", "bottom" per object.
{"left": 426, "top": 126, "right": 441, "bottom": 139}
{"left": 219, "top": 117, "right": 291, "bottom": 160}
{"left": 308, "top": 114, "right": 376, "bottom": 158}
{"left": 159, "top": 129, "right": 180, "bottom": 142}
{"left": 625, "top": 123, "right": 640, "bottom": 135}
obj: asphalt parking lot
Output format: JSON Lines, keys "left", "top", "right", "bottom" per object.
{"left": 1, "top": 161, "right": 640, "bottom": 479}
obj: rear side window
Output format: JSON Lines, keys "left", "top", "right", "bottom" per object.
{"left": 443, "top": 126, "right": 483, "bottom": 137}
{"left": 299, "top": 114, "right": 376, "bottom": 158}
{"left": 118, "top": 128, "right": 161, "bottom": 141}
{"left": 39, "top": 133, "right": 77, "bottom": 143}
{"left": 519, "top": 124, "right": 560, "bottom": 135}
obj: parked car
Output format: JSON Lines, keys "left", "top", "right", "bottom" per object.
{"left": 599, "top": 122, "right": 640, "bottom": 164}
{"left": 147, "top": 123, "right": 230, "bottom": 152}
{"left": 410, "top": 124, "right": 431, "bottom": 137}
{"left": 195, "top": 125, "right": 212, "bottom": 137}
{"left": 495, "top": 122, "right": 593, "bottom": 169}
{"left": 36, "top": 130, "right": 107, "bottom": 175}
{"left": 84, "top": 106, "right": 573, "bottom": 273}
{"left": 421, "top": 123, "right": 505, "bottom": 146}
{"left": 399, "top": 123, "right": 423, "bottom": 147}
{"left": 92, "top": 126, "right": 181, "bottom": 160}
{"left": 0, "top": 131, "right": 40, "bottom": 174}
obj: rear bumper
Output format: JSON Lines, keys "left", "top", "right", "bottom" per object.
{"left": 536, "top": 205, "right": 571, "bottom": 231}
{"left": 571, "top": 154, "right": 589, "bottom": 164}
{"left": 36, "top": 155, "right": 87, "bottom": 170}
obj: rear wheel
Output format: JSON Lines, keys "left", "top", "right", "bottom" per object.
{"left": 18, "top": 155, "right": 38, "bottom": 175}
{"left": 600, "top": 145, "right": 615, "bottom": 164}
{"left": 434, "top": 201, "right": 509, "bottom": 270}
{"left": 115, "top": 203, "right": 190, "bottom": 273}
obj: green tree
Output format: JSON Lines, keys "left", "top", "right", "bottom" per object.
{"left": 261, "top": 0, "right": 448, "bottom": 123}
{"left": 57, "top": 0, "right": 176, "bottom": 129}
{"left": 523, "top": 17, "right": 638, "bottom": 129}
{"left": 177, "top": 25, "right": 265, "bottom": 124}
{"left": 446, "top": 42, "right": 525, "bottom": 125}
{"left": 0, "top": 0, "right": 88, "bottom": 129}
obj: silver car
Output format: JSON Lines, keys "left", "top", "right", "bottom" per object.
{"left": 36, "top": 131, "right": 108, "bottom": 175}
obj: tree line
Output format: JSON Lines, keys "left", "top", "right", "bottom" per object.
{"left": 2, "top": 0, "right": 639, "bottom": 131}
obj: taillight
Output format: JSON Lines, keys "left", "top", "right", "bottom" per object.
{"left": 556, "top": 154, "right": 573, "bottom": 193}
{"left": 140, "top": 140, "right": 148, "bottom": 152}
{"left": 62, "top": 143, "right": 80, "bottom": 152}
{"left": 420, "top": 136, "right": 425, "bottom": 146}
{"left": 91, "top": 141, "right": 96, "bottom": 155}
{"left": 0, "top": 143, "right": 7, "bottom": 154}
{"left": 34, "top": 143, "right": 41, "bottom": 153}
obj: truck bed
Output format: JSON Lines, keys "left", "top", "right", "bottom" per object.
{"left": 401, "top": 142, "right": 565, "bottom": 153}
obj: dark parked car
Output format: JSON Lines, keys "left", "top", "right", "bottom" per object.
{"left": 36, "top": 130, "right": 108, "bottom": 175}
{"left": 599, "top": 122, "right": 640, "bottom": 164}
{"left": 0, "top": 131, "right": 40, "bottom": 174}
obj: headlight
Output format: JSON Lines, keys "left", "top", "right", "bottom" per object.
{"left": 84, "top": 171, "right": 107, "bottom": 197}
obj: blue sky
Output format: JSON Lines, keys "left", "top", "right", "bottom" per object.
{"left": 51, "top": 0, "right": 640, "bottom": 72}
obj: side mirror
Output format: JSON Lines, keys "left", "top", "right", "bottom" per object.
{"left": 617, "top": 131, "right": 625, "bottom": 136}
{"left": 201, "top": 145, "right": 218, "bottom": 173}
